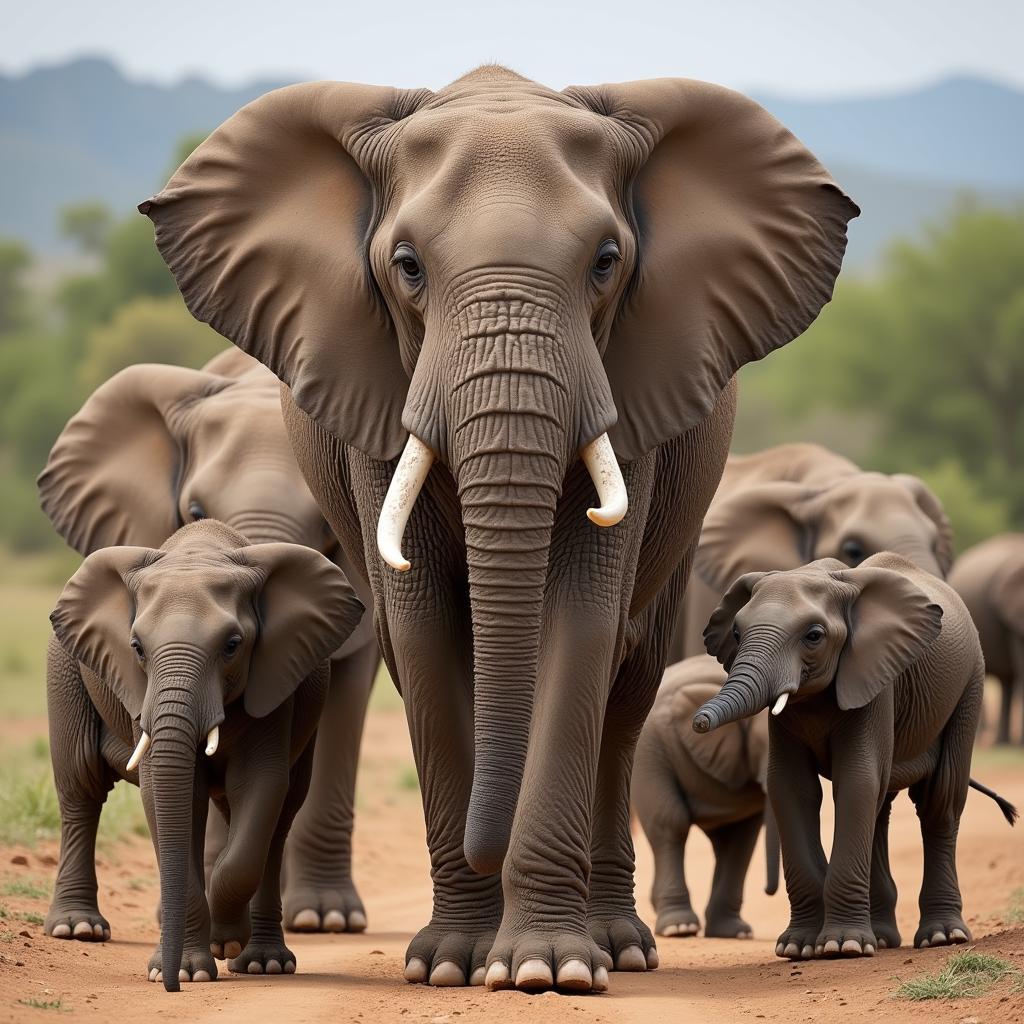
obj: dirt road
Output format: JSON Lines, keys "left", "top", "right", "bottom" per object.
{"left": 2, "top": 704, "right": 1023, "bottom": 1023}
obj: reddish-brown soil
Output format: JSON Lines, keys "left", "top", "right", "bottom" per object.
{"left": 2, "top": 705, "right": 1023, "bottom": 1023}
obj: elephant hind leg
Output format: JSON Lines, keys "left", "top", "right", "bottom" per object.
{"left": 704, "top": 814, "right": 761, "bottom": 939}
{"left": 869, "top": 793, "right": 901, "bottom": 950}
{"left": 910, "top": 675, "right": 982, "bottom": 949}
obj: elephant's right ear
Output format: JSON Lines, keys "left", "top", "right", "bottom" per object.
{"left": 695, "top": 482, "right": 817, "bottom": 593}
{"left": 37, "top": 364, "right": 230, "bottom": 554}
{"left": 567, "top": 78, "right": 858, "bottom": 462}
{"left": 140, "top": 82, "right": 431, "bottom": 461}
{"left": 993, "top": 561, "right": 1024, "bottom": 636}
{"left": 50, "top": 547, "right": 163, "bottom": 720}
{"left": 704, "top": 572, "right": 767, "bottom": 669}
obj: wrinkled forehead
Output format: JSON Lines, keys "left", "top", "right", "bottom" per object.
{"left": 749, "top": 570, "right": 837, "bottom": 620}
{"left": 825, "top": 475, "right": 916, "bottom": 517}
{"left": 132, "top": 557, "right": 258, "bottom": 609}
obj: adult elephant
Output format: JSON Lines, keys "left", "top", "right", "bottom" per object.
{"left": 141, "top": 67, "right": 856, "bottom": 993}
{"left": 950, "top": 534, "right": 1024, "bottom": 745}
{"left": 38, "top": 350, "right": 377, "bottom": 934}
{"left": 671, "top": 443, "right": 953, "bottom": 660}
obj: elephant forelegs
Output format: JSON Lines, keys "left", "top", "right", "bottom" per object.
{"left": 869, "top": 793, "right": 901, "bottom": 950}
{"left": 704, "top": 814, "right": 761, "bottom": 939}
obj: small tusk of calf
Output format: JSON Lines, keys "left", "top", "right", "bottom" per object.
{"left": 126, "top": 731, "right": 150, "bottom": 772}
{"left": 771, "top": 693, "right": 789, "bottom": 716}
{"left": 377, "top": 435, "right": 435, "bottom": 572}
{"left": 581, "top": 432, "right": 628, "bottom": 527}
{"left": 205, "top": 726, "right": 219, "bottom": 757}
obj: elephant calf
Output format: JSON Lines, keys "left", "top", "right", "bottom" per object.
{"left": 693, "top": 553, "right": 1017, "bottom": 960}
{"left": 633, "top": 655, "right": 778, "bottom": 940}
{"left": 44, "top": 520, "right": 364, "bottom": 991}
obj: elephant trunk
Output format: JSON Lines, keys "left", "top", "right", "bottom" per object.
{"left": 763, "top": 800, "right": 780, "bottom": 895}
{"left": 453, "top": 363, "right": 568, "bottom": 875}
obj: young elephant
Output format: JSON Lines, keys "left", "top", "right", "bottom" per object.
{"left": 633, "top": 655, "right": 778, "bottom": 940}
{"left": 693, "top": 553, "right": 1016, "bottom": 960}
{"left": 44, "top": 520, "right": 364, "bottom": 991}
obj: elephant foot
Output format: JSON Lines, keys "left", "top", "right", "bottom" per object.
{"left": 209, "top": 906, "right": 252, "bottom": 960}
{"left": 283, "top": 878, "right": 367, "bottom": 933}
{"left": 486, "top": 926, "right": 611, "bottom": 994}
{"left": 914, "top": 916, "right": 970, "bottom": 949}
{"left": 704, "top": 909, "right": 753, "bottom": 940}
{"left": 229, "top": 935, "right": 297, "bottom": 975}
{"left": 45, "top": 903, "right": 110, "bottom": 942}
{"left": 147, "top": 944, "right": 218, "bottom": 983}
{"left": 588, "top": 912, "right": 659, "bottom": 971}
{"left": 775, "top": 921, "right": 824, "bottom": 960}
{"left": 404, "top": 920, "right": 498, "bottom": 987}
{"left": 653, "top": 906, "right": 700, "bottom": 938}
{"left": 813, "top": 922, "right": 877, "bottom": 958}
{"left": 871, "top": 917, "right": 901, "bottom": 950}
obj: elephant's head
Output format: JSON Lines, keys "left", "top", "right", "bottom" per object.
{"left": 49, "top": 521, "right": 364, "bottom": 991}
{"left": 695, "top": 471, "right": 953, "bottom": 594}
{"left": 693, "top": 556, "right": 942, "bottom": 733}
{"left": 38, "top": 361, "right": 332, "bottom": 554}
{"left": 140, "top": 68, "right": 857, "bottom": 872}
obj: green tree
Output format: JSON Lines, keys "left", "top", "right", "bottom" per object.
{"left": 0, "top": 239, "right": 32, "bottom": 335}
{"left": 59, "top": 202, "right": 114, "bottom": 256}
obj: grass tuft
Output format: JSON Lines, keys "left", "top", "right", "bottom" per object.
{"left": 1005, "top": 887, "right": 1024, "bottom": 925}
{"left": 894, "top": 949, "right": 1019, "bottom": 1000}
{"left": 397, "top": 765, "right": 419, "bottom": 792}
{"left": 17, "top": 997, "right": 67, "bottom": 1012}
{"left": 2, "top": 877, "right": 50, "bottom": 900}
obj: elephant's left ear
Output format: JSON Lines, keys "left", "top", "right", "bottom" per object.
{"left": 566, "top": 78, "right": 859, "bottom": 461}
{"left": 892, "top": 474, "right": 955, "bottom": 575}
{"left": 832, "top": 566, "right": 943, "bottom": 710}
{"left": 239, "top": 543, "right": 366, "bottom": 719}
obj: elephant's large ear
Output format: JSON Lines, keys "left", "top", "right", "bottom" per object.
{"left": 37, "top": 364, "right": 230, "bottom": 554}
{"left": 694, "top": 483, "right": 817, "bottom": 593}
{"left": 704, "top": 572, "right": 767, "bottom": 669}
{"left": 993, "top": 561, "right": 1024, "bottom": 636}
{"left": 50, "top": 547, "right": 163, "bottom": 719}
{"left": 239, "top": 543, "right": 366, "bottom": 718}
{"left": 892, "top": 474, "right": 955, "bottom": 576}
{"left": 140, "top": 82, "right": 430, "bottom": 461}
{"left": 566, "top": 79, "right": 858, "bottom": 461}
{"left": 832, "top": 566, "right": 943, "bottom": 711}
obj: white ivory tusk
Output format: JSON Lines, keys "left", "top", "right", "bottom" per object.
{"left": 205, "top": 726, "right": 219, "bottom": 757}
{"left": 581, "top": 433, "right": 628, "bottom": 527}
{"left": 126, "top": 731, "right": 150, "bottom": 772}
{"left": 376, "top": 435, "right": 435, "bottom": 572}
{"left": 771, "top": 693, "right": 789, "bottom": 716}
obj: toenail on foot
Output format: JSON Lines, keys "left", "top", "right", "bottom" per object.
{"left": 404, "top": 956, "right": 428, "bottom": 983}
{"left": 646, "top": 947, "right": 659, "bottom": 969}
{"left": 284, "top": 961, "right": 295, "bottom": 973}
{"left": 291, "top": 908, "right": 320, "bottom": 931}
{"left": 265, "top": 959, "right": 282, "bottom": 974}
{"left": 224, "top": 941, "right": 241, "bottom": 959}
{"left": 248, "top": 961, "right": 263, "bottom": 974}
{"left": 73, "top": 921, "right": 93, "bottom": 938}
{"left": 515, "top": 957, "right": 553, "bottom": 989}
{"left": 950, "top": 928, "right": 968, "bottom": 942}
{"left": 840, "top": 940, "right": 861, "bottom": 955}
{"left": 469, "top": 966, "right": 486, "bottom": 986}
{"left": 193, "top": 970, "right": 211, "bottom": 982}
{"left": 485, "top": 961, "right": 510, "bottom": 989}
{"left": 178, "top": 969, "right": 189, "bottom": 982}
{"left": 429, "top": 961, "right": 466, "bottom": 987}
{"left": 323, "top": 910, "right": 347, "bottom": 932}
{"left": 864, "top": 944, "right": 875, "bottom": 955}
{"left": 615, "top": 945, "right": 647, "bottom": 971}
{"left": 347, "top": 910, "right": 367, "bottom": 931}
{"left": 555, "top": 959, "right": 592, "bottom": 991}
{"left": 593, "top": 965, "right": 609, "bottom": 992}
{"left": 801, "top": 945, "right": 814, "bottom": 959}
{"left": 662, "top": 924, "right": 680, "bottom": 936}
{"left": 783, "top": 942, "right": 800, "bottom": 958}
{"left": 52, "top": 924, "right": 71, "bottom": 938}
{"left": 823, "top": 939, "right": 840, "bottom": 955}
{"left": 148, "top": 967, "right": 159, "bottom": 982}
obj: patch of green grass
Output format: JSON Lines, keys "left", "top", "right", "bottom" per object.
{"left": 1, "top": 928, "right": 15, "bottom": 942}
{"left": 17, "top": 997, "right": 67, "bottom": 1012}
{"left": 397, "top": 764, "right": 419, "bottom": 792}
{"left": 2, "top": 877, "right": 50, "bottom": 900}
{"left": 368, "top": 661, "right": 403, "bottom": 712}
{"left": 894, "top": 949, "right": 1020, "bottom": 1000}
{"left": 17, "top": 910, "right": 44, "bottom": 925}
{"left": 1005, "top": 887, "right": 1024, "bottom": 925}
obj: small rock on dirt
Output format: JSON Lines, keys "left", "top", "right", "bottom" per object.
{"left": 10, "top": 854, "right": 28, "bottom": 866}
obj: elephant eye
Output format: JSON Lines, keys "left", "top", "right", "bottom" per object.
{"left": 130, "top": 636, "right": 146, "bottom": 661}
{"left": 188, "top": 501, "right": 207, "bottom": 521}
{"left": 391, "top": 244, "right": 424, "bottom": 286}
{"left": 803, "top": 625, "right": 826, "bottom": 646}
{"left": 840, "top": 538, "right": 865, "bottom": 565}
{"left": 592, "top": 239, "right": 621, "bottom": 281}
{"left": 223, "top": 634, "right": 243, "bottom": 658}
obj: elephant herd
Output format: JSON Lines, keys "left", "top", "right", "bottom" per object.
{"left": 32, "top": 66, "right": 1020, "bottom": 999}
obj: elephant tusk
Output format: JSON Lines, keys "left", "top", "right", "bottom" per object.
{"left": 581, "top": 432, "right": 627, "bottom": 527}
{"left": 771, "top": 692, "right": 789, "bottom": 716}
{"left": 126, "top": 731, "right": 150, "bottom": 772}
{"left": 377, "top": 434, "right": 435, "bottom": 572}
{"left": 205, "top": 726, "right": 219, "bottom": 757}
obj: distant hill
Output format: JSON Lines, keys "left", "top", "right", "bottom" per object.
{"left": 2, "top": 57, "right": 1022, "bottom": 267}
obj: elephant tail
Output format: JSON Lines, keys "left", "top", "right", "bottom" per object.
{"left": 969, "top": 777, "right": 1018, "bottom": 825}
{"left": 763, "top": 802, "right": 780, "bottom": 895}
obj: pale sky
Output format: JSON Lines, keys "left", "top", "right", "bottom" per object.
{"left": 3, "top": 0, "right": 1022, "bottom": 96}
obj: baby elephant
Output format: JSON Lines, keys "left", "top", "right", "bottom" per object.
{"left": 693, "top": 553, "right": 1016, "bottom": 960}
{"left": 633, "top": 655, "right": 778, "bottom": 940}
{"left": 45, "top": 520, "right": 364, "bottom": 990}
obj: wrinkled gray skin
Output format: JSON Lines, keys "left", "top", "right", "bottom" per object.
{"left": 950, "top": 534, "right": 1024, "bottom": 745}
{"left": 43, "top": 521, "right": 363, "bottom": 991}
{"left": 671, "top": 443, "right": 953, "bottom": 662}
{"left": 693, "top": 553, "right": 1011, "bottom": 960}
{"left": 37, "top": 349, "right": 378, "bottom": 933}
{"left": 632, "top": 655, "right": 778, "bottom": 940}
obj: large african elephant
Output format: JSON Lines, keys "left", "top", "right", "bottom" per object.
{"left": 671, "top": 443, "right": 954, "bottom": 661}
{"left": 950, "top": 533, "right": 1024, "bottom": 744}
{"left": 141, "top": 67, "right": 857, "bottom": 993}
{"left": 38, "top": 352, "right": 378, "bottom": 933}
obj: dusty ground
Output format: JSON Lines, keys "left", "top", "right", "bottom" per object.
{"left": 2, "top": 702, "right": 1023, "bottom": 1023}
